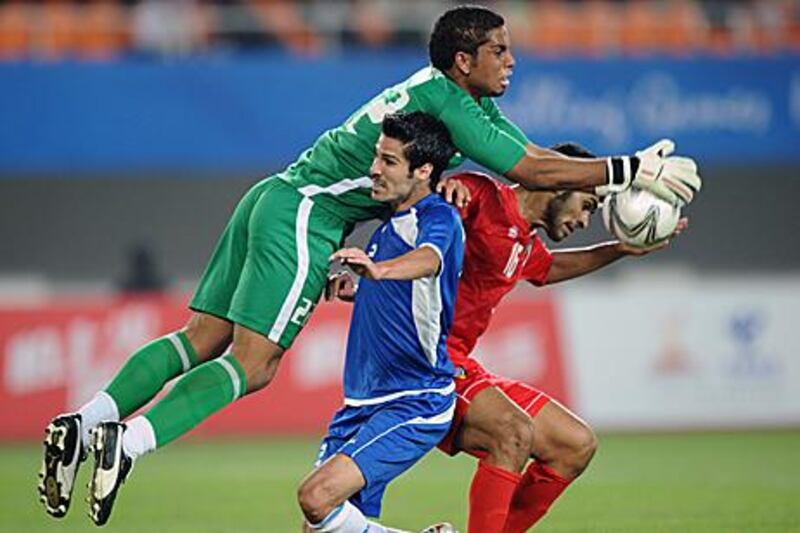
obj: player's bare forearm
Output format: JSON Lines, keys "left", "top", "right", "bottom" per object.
{"left": 524, "top": 142, "right": 564, "bottom": 159}
{"left": 331, "top": 246, "right": 441, "bottom": 281}
{"left": 375, "top": 246, "right": 441, "bottom": 280}
{"left": 545, "top": 218, "right": 688, "bottom": 284}
{"left": 506, "top": 154, "right": 605, "bottom": 192}
{"left": 544, "top": 242, "right": 625, "bottom": 285}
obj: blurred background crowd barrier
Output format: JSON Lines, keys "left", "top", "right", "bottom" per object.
{"left": 0, "top": 0, "right": 799, "bottom": 60}
{"left": 1, "top": 0, "right": 799, "bottom": 440}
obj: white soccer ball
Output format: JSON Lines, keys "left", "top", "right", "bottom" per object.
{"left": 602, "top": 187, "right": 681, "bottom": 248}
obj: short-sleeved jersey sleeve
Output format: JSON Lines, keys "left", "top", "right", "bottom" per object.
{"left": 481, "top": 98, "right": 531, "bottom": 147}
{"left": 522, "top": 234, "right": 554, "bottom": 286}
{"left": 438, "top": 92, "right": 527, "bottom": 175}
{"left": 449, "top": 172, "right": 496, "bottom": 224}
{"left": 417, "top": 204, "right": 463, "bottom": 273}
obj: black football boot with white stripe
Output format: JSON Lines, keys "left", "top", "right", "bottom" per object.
{"left": 87, "top": 422, "right": 133, "bottom": 526}
{"left": 38, "top": 414, "right": 86, "bottom": 518}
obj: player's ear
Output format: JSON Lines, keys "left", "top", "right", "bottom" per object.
{"left": 453, "top": 51, "right": 472, "bottom": 75}
{"left": 414, "top": 163, "right": 434, "bottom": 183}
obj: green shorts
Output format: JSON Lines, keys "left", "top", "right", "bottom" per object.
{"left": 190, "top": 177, "right": 350, "bottom": 349}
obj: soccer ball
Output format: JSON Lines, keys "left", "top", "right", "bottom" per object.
{"left": 602, "top": 187, "right": 681, "bottom": 248}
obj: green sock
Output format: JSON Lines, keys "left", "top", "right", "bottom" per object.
{"left": 144, "top": 354, "right": 247, "bottom": 447}
{"left": 104, "top": 331, "right": 199, "bottom": 419}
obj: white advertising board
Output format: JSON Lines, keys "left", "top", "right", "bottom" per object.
{"left": 559, "top": 276, "right": 800, "bottom": 429}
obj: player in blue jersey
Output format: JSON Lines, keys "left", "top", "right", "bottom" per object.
{"left": 297, "top": 112, "right": 463, "bottom": 533}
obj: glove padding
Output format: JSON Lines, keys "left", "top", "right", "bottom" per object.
{"left": 633, "top": 139, "right": 702, "bottom": 206}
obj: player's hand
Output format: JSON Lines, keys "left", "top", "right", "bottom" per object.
{"left": 618, "top": 217, "right": 689, "bottom": 256}
{"left": 325, "top": 271, "right": 357, "bottom": 302}
{"left": 436, "top": 177, "right": 471, "bottom": 209}
{"left": 330, "top": 248, "right": 385, "bottom": 280}
{"left": 633, "top": 140, "right": 702, "bottom": 206}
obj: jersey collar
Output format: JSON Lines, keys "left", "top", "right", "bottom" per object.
{"left": 392, "top": 192, "right": 437, "bottom": 218}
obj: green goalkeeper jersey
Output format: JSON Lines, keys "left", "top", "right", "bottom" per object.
{"left": 277, "top": 66, "right": 530, "bottom": 223}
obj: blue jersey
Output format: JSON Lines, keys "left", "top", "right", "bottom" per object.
{"left": 342, "top": 193, "right": 464, "bottom": 404}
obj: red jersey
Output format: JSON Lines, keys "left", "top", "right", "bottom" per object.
{"left": 447, "top": 172, "right": 553, "bottom": 371}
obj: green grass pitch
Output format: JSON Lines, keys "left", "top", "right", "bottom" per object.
{"left": 3, "top": 430, "right": 799, "bottom": 532}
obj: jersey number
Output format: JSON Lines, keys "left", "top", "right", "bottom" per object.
{"left": 503, "top": 242, "right": 525, "bottom": 278}
{"left": 291, "top": 297, "right": 314, "bottom": 327}
{"left": 344, "top": 69, "right": 438, "bottom": 134}
{"left": 345, "top": 87, "right": 410, "bottom": 133}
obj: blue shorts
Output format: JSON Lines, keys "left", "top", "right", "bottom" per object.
{"left": 315, "top": 390, "right": 455, "bottom": 518}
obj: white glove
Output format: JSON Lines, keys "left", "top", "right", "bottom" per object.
{"left": 633, "top": 139, "right": 702, "bottom": 206}
{"left": 598, "top": 139, "right": 701, "bottom": 206}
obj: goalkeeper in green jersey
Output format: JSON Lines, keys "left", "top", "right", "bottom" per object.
{"left": 37, "top": 5, "right": 702, "bottom": 526}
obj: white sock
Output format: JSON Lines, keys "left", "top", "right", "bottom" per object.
{"left": 77, "top": 391, "right": 119, "bottom": 447}
{"left": 307, "top": 501, "right": 393, "bottom": 533}
{"left": 121, "top": 416, "right": 157, "bottom": 460}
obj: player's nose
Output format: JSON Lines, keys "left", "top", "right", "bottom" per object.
{"left": 369, "top": 160, "right": 381, "bottom": 178}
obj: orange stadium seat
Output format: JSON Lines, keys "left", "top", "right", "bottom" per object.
{"left": 0, "top": 0, "right": 796, "bottom": 61}
{"left": 787, "top": 0, "right": 800, "bottom": 50}
{"left": 35, "top": 0, "right": 80, "bottom": 60}
{"left": 352, "top": 0, "right": 393, "bottom": 48}
{"left": 790, "top": 17, "right": 800, "bottom": 52}
{"left": 619, "top": 1, "right": 660, "bottom": 56}
{"left": 662, "top": 0, "right": 707, "bottom": 56}
{"left": 707, "top": 26, "right": 734, "bottom": 56}
{"left": 751, "top": 0, "right": 796, "bottom": 55}
{"left": 668, "top": 0, "right": 710, "bottom": 54}
{"left": 75, "top": 0, "right": 128, "bottom": 61}
{"left": 574, "top": 0, "right": 619, "bottom": 57}
{"left": 500, "top": 2, "right": 535, "bottom": 52}
{"left": 247, "top": 0, "right": 321, "bottom": 55}
{"left": 0, "top": 1, "right": 30, "bottom": 60}
{"left": 527, "top": 0, "right": 573, "bottom": 56}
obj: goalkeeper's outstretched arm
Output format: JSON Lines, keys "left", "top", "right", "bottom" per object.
{"left": 505, "top": 140, "right": 701, "bottom": 207}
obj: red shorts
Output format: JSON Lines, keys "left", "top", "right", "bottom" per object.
{"left": 438, "top": 363, "right": 551, "bottom": 456}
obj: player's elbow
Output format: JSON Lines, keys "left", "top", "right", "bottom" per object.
{"left": 536, "top": 274, "right": 552, "bottom": 287}
{"left": 418, "top": 246, "right": 442, "bottom": 278}
{"left": 425, "top": 259, "right": 441, "bottom": 278}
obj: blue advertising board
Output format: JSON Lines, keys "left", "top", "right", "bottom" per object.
{"left": 1, "top": 52, "right": 798, "bottom": 175}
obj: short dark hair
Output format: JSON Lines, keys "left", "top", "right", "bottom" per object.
{"left": 381, "top": 111, "right": 456, "bottom": 189}
{"left": 429, "top": 6, "right": 505, "bottom": 71}
{"left": 550, "top": 142, "right": 596, "bottom": 159}
{"left": 550, "top": 142, "right": 598, "bottom": 202}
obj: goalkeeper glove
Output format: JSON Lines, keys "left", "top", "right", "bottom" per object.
{"left": 598, "top": 139, "right": 702, "bottom": 206}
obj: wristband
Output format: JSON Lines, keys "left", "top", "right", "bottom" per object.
{"left": 596, "top": 155, "right": 640, "bottom": 196}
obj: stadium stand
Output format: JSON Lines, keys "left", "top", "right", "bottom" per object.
{"left": 0, "top": 0, "right": 798, "bottom": 60}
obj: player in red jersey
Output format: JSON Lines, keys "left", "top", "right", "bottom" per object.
{"left": 328, "top": 142, "right": 687, "bottom": 532}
